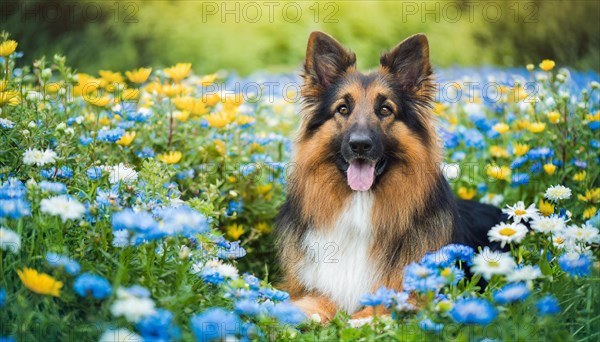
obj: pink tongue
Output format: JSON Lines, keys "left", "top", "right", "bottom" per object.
{"left": 347, "top": 160, "right": 375, "bottom": 191}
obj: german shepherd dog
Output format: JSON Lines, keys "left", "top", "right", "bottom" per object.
{"left": 275, "top": 32, "right": 503, "bottom": 322}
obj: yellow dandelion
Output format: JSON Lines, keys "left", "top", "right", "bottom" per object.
{"left": 174, "top": 110, "right": 190, "bottom": 123}
{"left": 486, "top": 165, "right": 511, "bottom": 181}
{"left": 539, "top": 199, "right": 555, "bottom": 216}
{"left": 0, "top": 40, "right": 18, "bottom": 57}
{"left": 125, "top": 67, "right": 152, "bottom": 84}
{"left": 578, "top": 188, "right": 600, "bottom": 203}
{"left": 116, "top": 131, "right": 136, "bottom": 146}
{"left": 539, "top": 59, "right": 555, "bottom": 72}
{"left": 122, "top": 88, "right": 140, "bottom": 101}
{"left": 227, "top": 223, "right": 245, "bottom": 240}
{"left": 164, "top": 63, "right": 192, "bottom": 83}
{"left": 204, "top": 111, "right": 236, "bottom": 129}
{"left": 573, "top": 171, "right": 586, "bottom": 182}
{"left": 98, "top": 70, "right": 124, "bottom": 84}
{"left": 492, "top": 122, "right": 510, "bottom": 134}
{"left": 515, "top": 119, "right": 530, "bottom": 130}
{"left": 527, "top": 122, "right": 546, "bottom": 133}
{"left": 254, "top": 222, "right": 271, "bottom": 234}
{"left": 203, "top": 93, "right": 221, "bottom": 107}
{"left": 583, "top": 207, "right": 598, "bottom": 220}
{"left": 513, "top": 143, "right": 529, "bottom": 157}
{"left": 457, "top": 187, "right": 476, "bottom": 200}
{"left": 0, "top": 91, "right": 20, "bottom": 106}
{"left": 158, "top": 151, "right": 182, "bottom": 164}
{"left": 490, "top": 146, "right": 509, "bottom": 158}
{"left": 546, "top": 111, "right": 560, "bottom": 124}
{"left": 17, "top": 268, "right": 62, "bottom": 297}
{"left": 543, "top": 163, "right": 557, "bottom": 175}
{"left": 85, "top": 95, "right": 111, "bottom": 107}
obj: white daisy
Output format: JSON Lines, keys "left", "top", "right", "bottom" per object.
{"left": 98, "top": 328, "right": 142, "bottom": 342}
{"left": 488, "top": 221, "right": 528, "bottom": 247}
{"left": 40, "top": 195, "right": 86, "bottom": 222}
{"left": 506, "top": 265, "right": 543, "bottom": 282}
{"left": 502, "top": 201, "right": 539, "bottom": 223}
{"left": 111, "top": 288, "right": 156, "bottom": 323}
{"left": 0, "top": 226, "right": 21, "bottom": 253}
{"left": 108, "top": 163, "right": 138, "bottom": 184}
{"left": 551, "top": 232, "right": 569, "bottom": 249}
{"left": 480, "top": 193, "right": 504, "bottom": 207}
{"left": 544, "top": 185, "right": 572, "bottom": 202}
{"left": 531, "top": 215, "right": 567, "bottom": 234}
{"left": 22, "top": 148, "right": 58, "bottom": 166}
{"left": 0, "top": 118, "right": 15, "bottom": 129}
{"left": 564, "top": 223, "right": 600, "bottom": 244}
{"left": 215, "top": 263, "right": 239, "bottom": 279}
{"left": 471, "top": 247, "right": 516, "bottom": 280}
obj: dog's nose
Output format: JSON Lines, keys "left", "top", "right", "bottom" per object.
{"left": 349, "top": 134, "right": 373, "bottom": 154}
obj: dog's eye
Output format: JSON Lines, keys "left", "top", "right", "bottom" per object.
{"left": 337, "top": 105, "right": 349, "bottom": 116}
{"left": 380, "top": 106, "right": 393, "bottom": 116}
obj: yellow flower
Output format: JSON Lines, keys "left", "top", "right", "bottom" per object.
{"left": 174, "top": 110, "right": 190, "bottom": 123}
{"left": 122, "top": 88, "right": 140, "bottom": 101}
{"left": 457, "top": 187, "right": 476, "bottom": 200}
{"left": 116, "top": 131, "right": 136, "bottom": 146}
{"left": 578, "top": 188, "right": 600, "bottom": 203}
{"left": 164, "top": 63, "right": 192, "bottom": 83}
{"left": 0, "top": 91, "right": 20, "bottom": 106}
{"left": 515, "top": 119, "right": 530, "bottom": 130}
{"left": 583, "top": 207, "right": 598, "bottom": 220}
{"left": 204, "top": 111, "right": 236, "bottom": 129}
{"left": 585, "top": 111, "right": 600, "bottom": 122}
{"left": 527, "top": 122, "right": 546, "bottom": 133}
{"left": 573, "top": 171, "right": 586, "bottom": 182}
{"left": 254, "top": 222, "right": 271, "bottom": 234}
{"left": 222, "top": 94, "right": 244, "bottom": 111}
{"left": 227, "top": 223, "right": 245, "bottom": 240}
{"left": 513, "top": 143, "right": 529, "bottom": 157}
{"left": 203, "top": 93, "right": 221, "bottom": 106}
{"left": 0, "top": 80, "right": 5, "bottom": 92}
{"left": 144, "top": 81, "right": 164, "bottom": 95}
{"left": 158, "top": 151, "right": 182, "bottom": 164}
{"left": 98, "top": 117, "right": 111, "bottom": 126}
{"left": 526, "top": 64, "right": 534, "bottom": 71}
{"left": 162, "top": 84, "right": 191, "bottom": 98}
{"left": 228, "top": 176, "right": 236, "bottom": 183}
{"left": 46, "top": 82, "right": 62, "bottom": 94}
{"left": 492, "top": 122, "right": 510, "bottom": 134}
{"left": 543, "top": 163, "right": 556, "bottom": 175}
{"left": 490, "top": 146, "right": 509, "bottom": 158}
{"left": 486, "top": 165, "right": 511, "bottom": 181}
{"left": 214, "top": 139, "right": 226, "bottom": 155}
{"left": 256, "top": 184, "right": 273, "bottom": 195}
{"left": 85, "top": 95, "right": 111, "bottom": 107}
{"left": 546, "top": 111, "right": 560, "bottom": 124}
{"left": 17, "top": 268, "right": 62, "bottom": 297}
{"left": 539, "top": 199, "right": 555, "bottom": 216}
{"left": 236, "top": 115, "right": 255, "bottom": 127}
{"left": 98, "top": 70, "right": 124, "bottom": 84}
{"left": 125, "top": 67, "right": 152, "bottom": 84}
{"left": 433, "top": 103, "right": 446, "bottom": 116}
{"left": 198, "top": 73, "right": 218, "bottom": 86}
{"left": 72, "top": 74, "right": 101, "bottom": 97}
{"left": 0, "top": 40, "right": 18, "bottom": 57}
{"left": 173, "top": 97, "right": 208, "bottom": 116}
{"left": 539, "top": 59, "right": 555, "bottom": 72}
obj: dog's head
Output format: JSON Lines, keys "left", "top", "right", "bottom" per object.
{"left": 298, "top": 31, "right": 438, "bottom": 192}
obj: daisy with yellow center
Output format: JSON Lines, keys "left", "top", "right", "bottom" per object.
{"left": 158, "top": 151, "right": 182, "bottom": 164}
{"left": 502, "top": 201, "right": 539, "bottom": 223}
{"left": 116, "top": 131, "right": 136, "bottom": 146}
{"left": 18, "top": 268, "right": 63, "bottom": 297}
{"left": 488, "top": 222, "right": 528, "bottom": 247}
{"left": 125, "top": 67, "right": 152, "bottom": 84}
{"left": 0, "top": 40, "right": 18, "bottom": 57}
{"left": 527, "top": 122, "right": 546, "bottom": 133}
{"left": 513, "top": 143, "right": 529, "bottom": 157}
{"left": 543, "top": 163, "right": 557, "bottom": 175}
{"left": 164, "top": 63, "right": 192, "bottom": 83}
{"left": 539, "top": 59, "right": 555, "bottom": 72}
{"left": 457, "top": 186, "right": 476, "bottom": 200}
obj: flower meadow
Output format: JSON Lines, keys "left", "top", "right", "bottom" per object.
{"left": 0, "top": 33, "right": 599, "bottom": 341}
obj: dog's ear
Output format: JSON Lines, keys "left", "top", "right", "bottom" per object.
{"left": 380, "top": 33, "right": 432, "bottom": 92}
{"left": 303, "top": 31, "right": 356, "bottom": 90}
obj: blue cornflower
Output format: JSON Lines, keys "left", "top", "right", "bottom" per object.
{"left": 0, "top": 198, "right": 32, "bottom": 219}
{"left": 97, "top": 127, "right": 125, "bottom": 142}
{"left": 419, "top": 317, "right": 444, "bottom": 333}
{"left": 73, "top": 273, "right": 112, "bottom": 299}
{"left": 448, "top": 298, "right": 497, "bottom": 325}
{"left": 0, "top": 288, "right": 5, "bottom": 307}
{"left": 493, "top": 282, "right": 530, "bottom": 304}
{"left": 509, "top": 156, "right": 529, "bottom": 169}
{"left": 0, "top": 178, "right": 27, "bottom": 199}
{"left": 136, "top": 309, "right": 181, "bottom": 341}
{"left": 176, "top": 168, "right": 195, "bottom": 180}
{"left": 226, "top": 199, "right": 243, "bottom": 216}
{"left": 190, "top": 308, "right": 241, "bottom": 341}
{"left": 112, "top": 208, "right": 159, "bottom": 233}
{"left": 259, "top": 288, "right": 290, "bottom": 302}
{"left": 558, "top": 253, "right": 591, "bottom": 277}
{"left": 571, "top": 159, "right": 587, "bottom": 169}
{"left": 200, "top": 267, "right": 226, "bottom": 285}
{"left": 136, "top": 146, "right": 155, "bottom": 158}
{"left": 422, "top": 244, "right": 474, "bottom": 267}
{"left": 591, "top": 140, "right": 600, "bottom": 149}
{"left": 234, "top": 299, "right": 261, "bottom": 316}
{"left": 402, "top": 262, "right": 445, "bottom": 293}
{"left": 123, "top": 285, "right": 151, "bottom": 298}
{"left": 438, "top": 128, "right": 459, "bottom": 149}
{"left": 462, "top": 129, "right": 486, "bottom": 149}
{"left": 588, "top": 121, "right": 600, "bottom": 131}
{"left": 38, "top": 181, "right": 67, "bottom": 194}
{"left": 46, "top": 252, "right": 81, "bottom": 275}
{"left": 41, "top": 166, "right": 73, "bottom": 179}
{"left": 511, "top": 173, "right": 530, "bottom": 187}
{"left": 217, "top": 241, "right": 247, "bottom": 260}
{"left": 96, "top": 187, "right": 120, "bottom": 208}
{"left": 155, "top": 205, "right": 210, "bottom": 237}
{"left": 527, "top": 147, "right": 554, "bottom": 160}
{"left": 244, "top": 274, "right": 261, "bottom": 290}
{"left": 530, "top": 162, "right": 543, "bottom": 174}
{"left": 535, "top": 295, "right": 560, "bottom": 316}
{"left": 79, "top": 135, "right": 93, "bottom": 146}
{"left": 451, "top": 151, "right": 466, "bottom": 161}
{"left": 360, "top": 286, "right": 395, "bottom": 307}
{"left": 268, "top": 302, "right": 306, "bottom": 325}
{"left": 86, "top": 166, "right": 103, "bottom": 180}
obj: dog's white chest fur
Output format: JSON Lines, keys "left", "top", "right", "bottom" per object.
{"left": 299, "top": 192, "right": 378, "bottom": 313}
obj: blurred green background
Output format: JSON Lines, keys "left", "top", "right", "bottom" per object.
{"left": 2, "top": 0, "right": 598, "bottom": 74}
